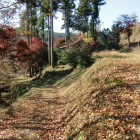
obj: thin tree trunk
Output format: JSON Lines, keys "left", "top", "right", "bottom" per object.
{"left": 0, "top": 91, "right": 1, "bottom": 100}
{"left": 27, "top": 13, "right": 30, "bottom": 45}
{"left": 50, "top": 0, "right": 54, "bottom": 67}
{"left": 47, "top": 14, "right": 51, "bottom": 65}
{"left": 65, "top": 0, "right": 70, "bottom": 43}
{"left": 30, "top": 24, "right": 32, "bottom": 44}
{"left": 42, "top": 16, "right": 45, "bottom": 46}
{"left": 29, "top": 64, "right": 32, "bottom": 77}
{"left": 33, "top": 25, "right": 36, "bottom": 37}
{"left": 26, "top": 3, "right": 31, "bottom": 46}
{"left": 128, "top": 35, "right": 130, "bottom": 47}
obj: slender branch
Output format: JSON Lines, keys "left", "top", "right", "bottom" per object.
{"left": 0, "top": 2, "right": 18, "bottom": 9}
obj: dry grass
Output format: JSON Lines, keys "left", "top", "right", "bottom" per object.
{"left": 61, "top": 50, "right": 140, "bottom": 139}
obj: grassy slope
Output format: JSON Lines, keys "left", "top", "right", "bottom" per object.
{"left": 62, "top": 50, "right": 140, "bottom": 139}
{"left": 0, "top": 50, "right": 140, "bottom": 139}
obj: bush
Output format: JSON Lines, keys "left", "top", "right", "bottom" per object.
{"left": 119, "top": 47, "right": 132, "bottom": 53}
{"left": 55, "top": 41, "right": 95, "bottom": 68}
{"left": 54, "top": 48, "right": 67, "bottom": 65}
{"left": 54, "top": 38, "right": 65, "bottom": 48}
{"left": 97, "top": 30, "right": 122, "bottom": 51}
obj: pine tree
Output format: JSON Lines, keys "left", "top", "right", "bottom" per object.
{"left": 88, "top": 0, "right": 106, "bottom": 40}
{"left": 17, "top": 0, "right": 38, "bottom": 45}
{"left": 71, "top": 0, "right": 91, "bottom": 35}
{"left": 40, "top": 0, "right": 59, "bottom": 67}
{"left": 59, "top": 0, "right": 75, "bottom": 43}
{"left": 71, "top": 9, "right": 89, "bottom": 35}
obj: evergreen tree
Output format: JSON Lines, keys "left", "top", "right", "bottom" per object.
{"left": 37, "top": 14, "right": 46, "bottom": 41}
{"left": 59, "top": 0, "right": 75, "bottom": 43}
{"left": 109, "top": 23, "right": 121, "bottom": 45}
{"left": 71, "top": 9, "right": 89, "bottom": 35}
{"left": 40, "top": 0, "right": 59, "bottom": 67}
{"left": 88, "top": 0, "right": 106, "bottom": 40}
{"left": 74, "top": 0, "right": 105, "bottom": 39}
{"left": 71, "top": 0, "right": 91, "bottom": 35}
{"left": 17, "top": 0, "right": 38, "bottom": 45}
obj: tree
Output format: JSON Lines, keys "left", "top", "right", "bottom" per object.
{"left": 55, "top": 40, "right": 94, "bottom": 68}
{"left": 115, "top": 14, "right": 137, "bottom": 47}
{"left": 14, "top": 38, "right": 48, "bottom": 77}
{"left": 0, "top": 26, "right": 22, "bottom": 98}
{"left": 59, "top": 0, "right": 75, "bottom": 43}
{"left": 0, "top": 26, "right": 20, "bottom": 58}
{"left": 71, "top": 10, "right": 89, "bottom": 35}
{"left": 109, "top": 23, "right": 121, "bottom": 45}
{"left": 74, "top": 0, "right": 105, "bottom": 39}
{"left": 97, "top": 28, "right": 110, "bottom": 50}
{"left": 50, "top": 0, "right": 54, "bottom": 67}
{"left": 88, "top": 0, "right": 106, "bottom": 40}
{"left": 40, "top": 0, "right": 59, "bottom": 67}
{"left": 17, "top": 0, "right": 39, "bottom": 45}
{"left": 78, "top": 0, "right": 92, "bottom": 17}
{"left": 0, "top": 0, "right": 18, "bottom": 27}
{"left": 0, "top": 25, "right": 48, "bottom": 77}
{"left": 98, "top": 26, "right": 121, "bottom": 51}
{"left": 71, "top": 0, "right": 91, "bottom": 35}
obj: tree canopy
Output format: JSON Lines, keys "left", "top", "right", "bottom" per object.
{"left": 115, "top": 14, "right": 137, "bottom": 46}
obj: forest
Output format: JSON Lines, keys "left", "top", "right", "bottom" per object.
{"left": 0, "top": 0, "right": 140, "bottom": 139}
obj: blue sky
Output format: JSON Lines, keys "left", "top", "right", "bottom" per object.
{"left": 54, "top": 0, "right": 140, "bottom": 33}
{"left": 100, "top": 0, "right": 140, "bottom": 29}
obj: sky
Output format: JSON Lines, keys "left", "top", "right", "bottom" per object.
{"left": 53, "top": 0, "right": 140, "bottom": 33}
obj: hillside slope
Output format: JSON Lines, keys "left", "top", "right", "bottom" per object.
{"left": 62, "top": 51, "right": 140, "bottom": 139}
{"left": 0, "top": 50, "right": 140, "bottom": 139}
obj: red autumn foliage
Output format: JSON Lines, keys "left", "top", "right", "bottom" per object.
{"left": 14, "top": 38, "right": 47, "bottom": 60}
{"left": 59, "top": 37, "right": 83, "bottom": 49}
{"left": 13, "top": 40, "right": 30, "bottom": 62}
{"left": 121, "top": 25, "right": 133, "bottom": 36}
{"left": 0, "top": 26, "right": 19, "bottom": 58}
{"left": 0, "top": 26, "right": 48, "bottom": 74}
{"left": 54, "top": 38, "right": 65, "bottom": 48}
{"left": 29, "top": 37, "right": 48, "bottom": 52}
{"left": 90, "top": 40, "right": 98, "bottom": 46}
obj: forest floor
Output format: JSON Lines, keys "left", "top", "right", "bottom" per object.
{"left": 0, "top": 66, "right": 85, "bottom": 139}
{"left": 0, "top": 49, "right": 140, "bottom": 139}
{"left": 0, "top": 84, "right": 68, "bottom": 139}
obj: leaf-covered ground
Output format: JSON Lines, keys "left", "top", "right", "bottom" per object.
{"left": 0, "top": 86, "right": 68, "bottom": 139}
{"left": 0, "top": 50, "right": 140, "bottom": 139}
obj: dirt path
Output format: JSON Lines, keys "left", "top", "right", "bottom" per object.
{"left": 0, "top": 86, "right": 68, "bottom": 139}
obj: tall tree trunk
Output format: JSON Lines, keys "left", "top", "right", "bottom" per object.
{"left": 27, "top": 9, "right": 30, "bottom": 45}
{"left": 29, "top": 63, "right": 32, "bottom": 77}
{"left": 33, "top": 25, "right": 36, "bottom": 37}
{"left": 128, "top": 35, "right": 130, "bottom": 47}
{"left": 50, "top": 0, "right": 54, "bottom": 67}
{"left": 90, "top": 17, "right": 95, "bottom": 39}
{"left": 94, "top": 21, "right": 97, "bottom": 41}
{"left": 42, "top": 15, "right": 45, "bottom": 46}
{"left": 0, "top": 90, "right": 1, "bottom": 100}
{"left": 30, "top": 24, "right": 32, "bottom": 44}
{"left": 26, "top": 3, "right": 31, "bottom": 46}
{"left": 65, "top": 0, "right": 70, "bottom": 43}
{"left": 48, "top": 15, "right": 51, "bottom": 65}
